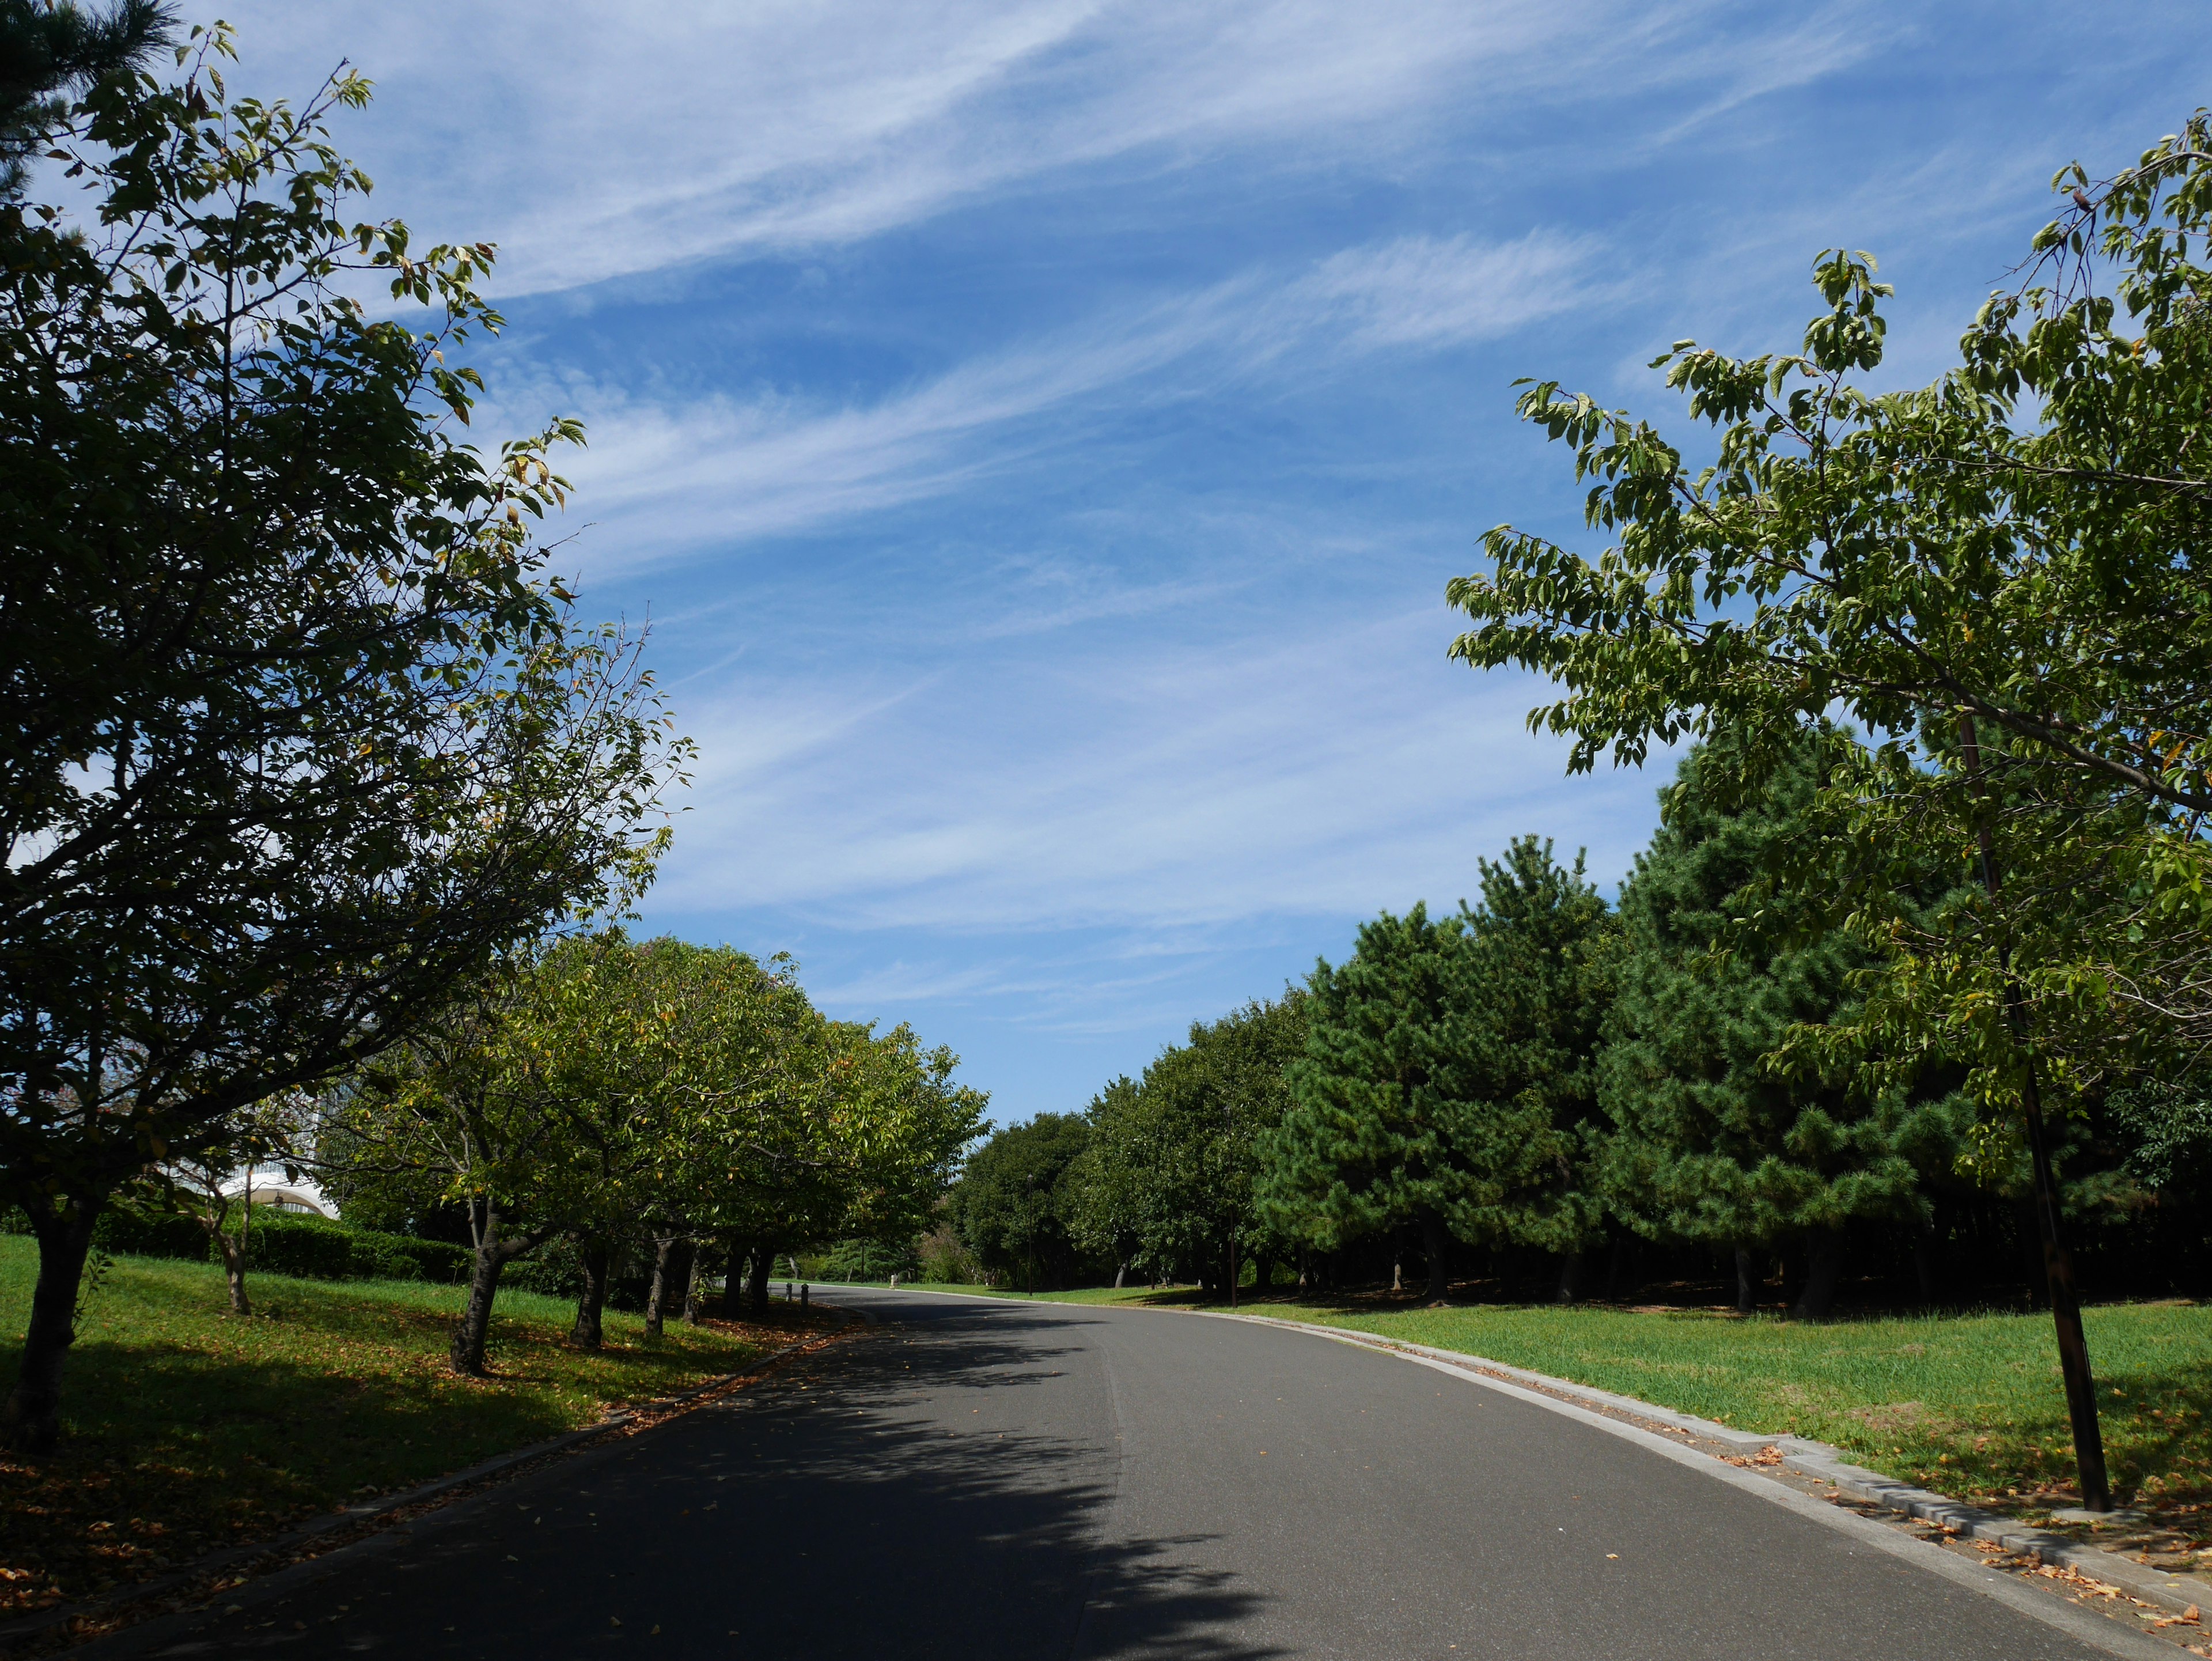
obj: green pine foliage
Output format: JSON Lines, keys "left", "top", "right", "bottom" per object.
{"left": 1260, "top": 902, "right": 1482, "bottom": 1300}
{"left": 1452, "top": 838, "right": 1616, "bottom": 1261}
{"left": 1596, "top": 737, "right": 1969, "bottom": 1287}
{"left": 1259, "top": 841, "right": 1614, "bottom": 1299}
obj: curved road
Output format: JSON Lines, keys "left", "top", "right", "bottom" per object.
{"left": 101, "top": 1288, "right": 2165, "bottom": 1659}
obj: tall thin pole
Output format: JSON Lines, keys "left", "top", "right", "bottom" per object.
{"left": 1959, "top": 713, "right": 2111, "bottom": 1512}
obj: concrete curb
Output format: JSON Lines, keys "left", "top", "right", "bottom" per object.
{"left": 1199, "top": 1310, "right": 2212, "bottom": 1621}
{"left": 2, "top": 1330, "right": 833, "bottom": 1656}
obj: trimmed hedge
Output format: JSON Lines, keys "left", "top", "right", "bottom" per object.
{"left": 92, "top": 1208, "right": 209, "bottom": 1260}
{"left": 90, "top": 1205, "right": 473, "bottom": 1284}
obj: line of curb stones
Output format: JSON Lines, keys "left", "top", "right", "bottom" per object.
{"left": 1200, "top": 1310, "right": 2212, "bottom": 1621}
{"left": 0, "top": 1326, "right": 841, "bottom": 1656}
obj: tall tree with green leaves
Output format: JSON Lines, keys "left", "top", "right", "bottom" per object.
{"left": 1597, "top": 735, "right": 1968, "bottom": 1316}
{"left": 1441, "top": 117, "right": 2212, "bottom": 1507}
{"left": 1076, "top": 993, "right": 1308, "bottom": 1296}
{"left": 953, "top": 1114, "right": 1093, "bottom": 1292}
{"left": 1260, "top": 905, "right": 1480, "bottom": 1303}
{"left": 1450, "top": 837, "right": 1616, "bottom": 1295}
{"left": 0, "top": 32, "right": 684, "bottom": 1448}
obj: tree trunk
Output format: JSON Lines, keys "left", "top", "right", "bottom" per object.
{"left": 571, "top": 1236, "right": 611, "bottom": 1351}
{"left": 1603, "top": 1236, "right": 1626, "bottom": 1302}
{"left": 747, "top": 1243, "right": 773, "bottom": 1317}
{"left": 1734, "top": 1245, "right": 1757, "bottom": 1315}
{"left": 5, "top": 1196, "right": 105, "bottom": 1452}
{"left": 452, "top": 1238, "right": 511, "bottom": 1377}
{"left": 682, "top": 1241, "right": 704, "bottom": 1325}
{"left": 646, "top": 1237, "right": 690, "bottom": 1338}
{"left": 720, "top": 1239, "right": 745, "bottom": 1318}
{"left": 1390, "top": 1250, "right": 1404, "bottom": 1295}
{"left": 1912, "top": 1234, "right": 1937, "bottom": 1308}
{"left": 1555, "top": 1250, "right": 1583, "bottom": 1304}
{"left": 1959, "top": 710, "right": 2110, "bottom": 1509}
{"left": 1112, "top": 1259, "right": 1127, "bottom": 1289}
{"left": 216, "top": 1227, "right": 251, "bottom": 1317}
{"left": 1792, "top": 1230, "right": 1843, "bottom": 1321}
{"left": 451, "top": 1210, "right": 553, "bottom": 1377}
{"left": 1420, "top": 1214, "right": 1449, "bottom": 1304}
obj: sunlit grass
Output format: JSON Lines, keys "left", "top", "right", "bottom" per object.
{"left": 1149, "top": 1288, "right": 2212, "bottom": 1519}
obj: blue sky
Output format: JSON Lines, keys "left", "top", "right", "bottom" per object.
{"left": 207, "top": 1, "right": 2211, "bottom": 1126}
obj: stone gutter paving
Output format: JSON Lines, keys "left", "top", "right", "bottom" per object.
{"left": 1213, "top": 1311, "right": 2212, "bottom": 1655}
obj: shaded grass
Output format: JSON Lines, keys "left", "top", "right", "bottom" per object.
{"left": 0, "top": 1237, "right": 787, "bottom": 1614}
{"left": 975, "top": 1280, "right": 2212, "bottom": 1530}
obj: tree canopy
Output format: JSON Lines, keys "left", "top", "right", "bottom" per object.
{"left": 0, "top": 31, "right": 683, "bottom": 1446}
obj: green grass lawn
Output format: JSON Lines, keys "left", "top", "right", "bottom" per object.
{"left": 921, "top": 1279, "right": 2212, "bottom": 1528}
{"left": 0, "top": 1238, "right": 795, "bottom": 1615}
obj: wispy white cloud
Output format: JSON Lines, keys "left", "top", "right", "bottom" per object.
{"left": 213, "top": 0, "right": 1881, "bottom": 298}
{"left": 1271, "top": 231, "right": 1603, "bottom": 354}
{"left": 524, "top": 229, "right": 1600, "bottom": 572}
{"left": 650, "top": 604, "right": 1662, "bottom": 934}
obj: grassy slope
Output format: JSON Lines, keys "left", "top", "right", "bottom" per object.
{"left": 0, "top": 1238, "right": 779, "bottom": 1614}
{"left": 897, "top": 1280, "right": 2212, "bottom": 1523}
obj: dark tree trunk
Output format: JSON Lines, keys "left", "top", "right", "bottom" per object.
{"left": 1555, "top": 1250, "right": 1583, "bottom": 1304}
{"left": 721, "top": 1239, "right": 746, "bottom": 1318}
{"left": 570, "top": 1236, "right": 611, "bottom": 1351}
{"left": 1603, "top": 1236, "right": 1626, "bottom": 1302}
{"left": 1912, "top": 1234, "right": 1937, "bottom": 1308}
{"left": 1793, "top": 1230, "right": 1844, "bottom": 1321}
{"left": 451, "top": 1208, "right": 554, "bottom": 1376}
{"left": 1958, "top": 710, "right": 2108, "bottom": 1508}
{"left": 1420, "top": 1214, "right": 1449, "bottom": 1304}
{"left": 1734, "top": 1245, "right": 1758, "bottom": 1315}
{"left": 1251, "top": 1254, "right": 1272, "bottom": 1295}
{"left": 747, "top": 1243, "right": 773, "bottom": 1317}
{"left": 646, "top": 1237, "right": 690, "bottom": 1338}
{"left": 5, "top": 1195, "right": 105, "bottom": 1452}
{"left": 682, "top": 1241, "right": 704, "bottom": 1325}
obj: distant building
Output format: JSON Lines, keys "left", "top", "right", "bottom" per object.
{"left": 217, "top": 1166, "right": 339, "bottom": 1220}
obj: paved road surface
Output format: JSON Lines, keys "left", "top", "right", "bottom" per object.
{"left": 104, "top": 1288, "right": 2161, "bottom": 1659}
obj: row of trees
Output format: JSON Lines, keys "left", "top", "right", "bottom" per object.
{"left": 952, "top": 737, "right": 1975, "bottom": 1310}
{"left": 952, "top": 113, "right": 2212, "bottom": 1514}
{"left": 319, "top": 934, "right": 982, "bottom": 1372}
{"left": 0, "top": 16, "right": 984, "bottom": 1447}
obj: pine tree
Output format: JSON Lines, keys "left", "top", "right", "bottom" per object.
{"left": 1596, "top": 735, "right": 1966, "bottom": 1316}
{"left": 1451, "top": 837, "right": 1616, "bottom": 1296}
{"left": 0, "top": 0, "right": 172, "bottom": 195}
{"left": 1260, "top": 904, "right": 1480, "bottom": 1302}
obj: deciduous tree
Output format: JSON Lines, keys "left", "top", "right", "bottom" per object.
{"left": 0, "top": 35, "right": 683, "bottom": 1447}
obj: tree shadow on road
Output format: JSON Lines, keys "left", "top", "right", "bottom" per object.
{"left": 130, "top": 1299, "right": 1286, "bottom": 1659}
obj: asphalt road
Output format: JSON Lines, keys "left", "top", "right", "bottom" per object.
{"left": 102, "top": 1288, "right": 2166, "bottom": 1660}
